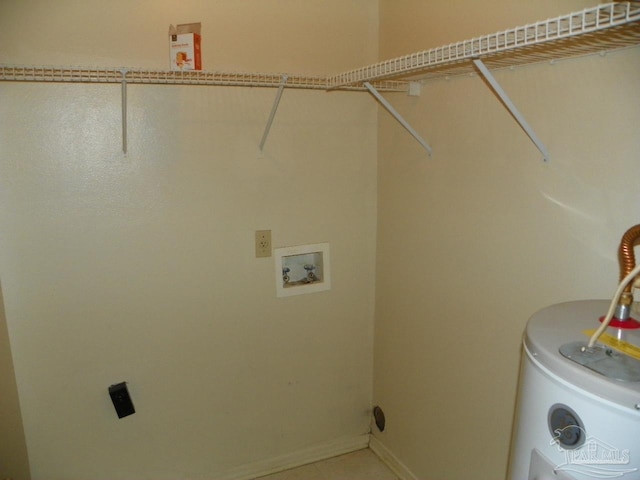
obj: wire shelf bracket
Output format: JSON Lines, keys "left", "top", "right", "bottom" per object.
{"left": 472, "top": 59, "right": 550, "bottom": 162}
{"left": 260, "top": 75, "right": 288, "bottom": 151}
{"left": 364, "top": 82, "right": 432, "bottom": 157}
{"left": 120, "top": 69, "right": 128, "bottom": 155}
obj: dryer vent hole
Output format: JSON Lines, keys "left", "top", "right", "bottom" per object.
{"left": 373, "top": 406, "right": 386, "bottom": 432}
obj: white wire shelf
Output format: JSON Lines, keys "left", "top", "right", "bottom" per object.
{"left": 2, "top": 2, "right": 638, "bottom": 157}
{"left": 2, "top": 3, "right": 638, "bottom": 92}
{"left": 328, "top": 2, "right": 640, "bottom": 87}
{"left": 0, "top": 66, "right": 408, "bottom": 92}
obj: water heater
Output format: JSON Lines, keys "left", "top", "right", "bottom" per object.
{"left": 507, "top": 226, "right": 640, "bottom": 480}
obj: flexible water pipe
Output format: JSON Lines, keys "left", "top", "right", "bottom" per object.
{"left": 619, "top": 224, "right": 640, "bottom": 284}
{"left": 612, "top": 224, "right": 640, "bottom": 320}
{"left": 619, "top": 224, "right": 640, "bottom": 277}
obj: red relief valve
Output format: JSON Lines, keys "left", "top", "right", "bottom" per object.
{"left": 598, "top": 315, "right": 640, "bottom": 329}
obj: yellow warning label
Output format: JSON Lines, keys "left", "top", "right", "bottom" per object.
{"left": 583, "top": 329, "right": 640, "bottom": 361}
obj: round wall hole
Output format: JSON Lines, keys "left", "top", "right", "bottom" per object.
{"left": 373, "top": 406, "right": 386, "bottom": 432}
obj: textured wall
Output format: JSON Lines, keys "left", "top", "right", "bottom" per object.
{"left": 374, "top": 1, "right": 640, "bottom": 479}
{"left": 0, "top": 2, "right": 378, "bottom": 479}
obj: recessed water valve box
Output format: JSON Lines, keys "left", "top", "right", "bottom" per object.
{"left": 109, "top": 382, "right": 135, "bottom": 419}
{"left": 275, "top": 243, "right": 330, "bottom": 297}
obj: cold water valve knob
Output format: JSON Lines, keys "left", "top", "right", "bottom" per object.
{"left": 304, "top": 264, "right": 317, "bottom": 283}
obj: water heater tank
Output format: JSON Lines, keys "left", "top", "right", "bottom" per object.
{"left": 507, "top": 300, "right": 640, "bottom": 480}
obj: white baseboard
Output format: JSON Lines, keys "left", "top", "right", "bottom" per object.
{"left": 216, "top": 434, "right": 370, "bottom": 480}
{"left": 369, "top": 435, "right": 419, "bottom": 480}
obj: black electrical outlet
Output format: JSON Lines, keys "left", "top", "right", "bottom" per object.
{"left": 108, "top": 382, "right": 135, "bottom": 419}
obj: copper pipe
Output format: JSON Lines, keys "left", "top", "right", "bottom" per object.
{"left": 619, "top": 224, "right": 640, "bottom": 290}
{"left": 614, "top": 224, "right": 640, "bottom": 320}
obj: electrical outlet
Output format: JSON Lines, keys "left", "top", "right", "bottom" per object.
{"left": 255, "top": 230, "right": 272, "bottom": 258}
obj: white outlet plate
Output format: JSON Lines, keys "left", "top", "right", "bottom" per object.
{"left": 255, "top": 230, "right": 272, "bottom": 258}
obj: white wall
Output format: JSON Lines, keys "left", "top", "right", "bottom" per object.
{"left": 374, "top": 1, "right": 640, "bottom": 479}
{"left": 0, "top": 2, "right": 378, "bottom": 479}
